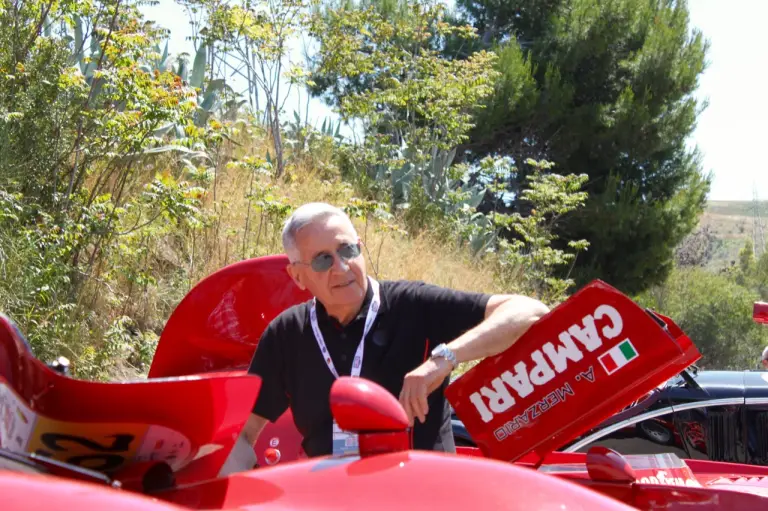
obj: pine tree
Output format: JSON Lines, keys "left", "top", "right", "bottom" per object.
{"left": 450, "top": 0, "right": 711, "bottom": 293}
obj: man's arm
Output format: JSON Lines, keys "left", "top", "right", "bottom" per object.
{"left": 241, "top": 413, "right": 270, "bottom": 445}
{"left": 399, "top": 293, "right": 549, "bottom": 425}
{"left": 218, "top": 413, "right": 269, "bottom": 476}
{"left": 447, "top": 294, "right": 550, "bottom": 364}
{"left": 219, "top": 317, "right": 290, "bottom": 475}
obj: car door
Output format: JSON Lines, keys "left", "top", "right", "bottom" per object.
{"left": 560, "top": 384, "right": 688, "bottom": 458}
{"left": 563, "top": 371, "right": 748, "bottom": 463}
{"left": 743, "top": 371, "right": 768, "bottom": 466}
{"left": 665, "top": 371, "right": 746, "bottom": 464}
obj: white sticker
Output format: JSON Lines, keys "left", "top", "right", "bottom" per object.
{"left": 0, "top": 379, "right": 195, "bottom": 473}
{"left": 0, "top": 379, "right": 38, "bottom": 453}
{"left": 332, "top": 420, "right": 359, "bottom": 457}
{"left": 134, "top": 424, "right": 193, "bottom": 471}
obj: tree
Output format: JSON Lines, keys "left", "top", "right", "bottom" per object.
{"left": 444, "top": 0, "right": 711, "bottom": 294}
{"left": 636, "top": 267, "right": 768, "bottom": 370}
{"left": 307, "top": 0, "right": 499, "bottom": 211}
{"left": 183, "top": 0, "right": 316, "bottom": 178}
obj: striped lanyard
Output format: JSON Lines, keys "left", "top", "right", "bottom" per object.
{"left": 309, "top": 278, "right": 380, "bottom": 379}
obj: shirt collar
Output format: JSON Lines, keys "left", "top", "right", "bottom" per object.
{"left": 315, "top": 277, "right": 381, "bottom": 328}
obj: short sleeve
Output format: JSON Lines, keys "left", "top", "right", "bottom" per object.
{"left": 247, "top": 321, "right": 289, "bottom": 422}
{"left": 409, "top": 281, "right": 492, "bottom": 347}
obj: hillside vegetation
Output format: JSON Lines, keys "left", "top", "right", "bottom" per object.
{"left": 697, "top": 200, "right": 768, "bottom": 269}
{"left": 0, "top": 0, "right": 765, "bottom": 377}
{"left": 634, "top": 200, "right": 768, "bottom": 370}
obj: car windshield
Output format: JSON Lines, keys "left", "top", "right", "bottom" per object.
{"left": 666, "top": 367, "right": 698, "bottom": 388}
{"left": 665, "top": 374, "right": 683, "bottom": 386}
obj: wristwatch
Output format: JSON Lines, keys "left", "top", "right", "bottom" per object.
{"left": 430, "top": 343, "right": 457, "bottom": 369}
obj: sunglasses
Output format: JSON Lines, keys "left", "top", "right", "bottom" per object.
{"left": 295, "top": 242, "right": 362, "bottom": 272}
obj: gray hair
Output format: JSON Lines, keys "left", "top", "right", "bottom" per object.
{"left": 282, "top": 202, "right": 357, "bottom": 262}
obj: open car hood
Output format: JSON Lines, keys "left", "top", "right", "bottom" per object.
{"left": 147, "top": 255, "right": 311, "bottom": 379}
{"left": 446, "top": 280, "right": 701, "bottom": 464}
{"left": 0, "top": 314, "right": 262, "bottom": 488}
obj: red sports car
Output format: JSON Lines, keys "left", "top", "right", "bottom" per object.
{"left": 2, "top": 254, "right": 768, "bottom": 510}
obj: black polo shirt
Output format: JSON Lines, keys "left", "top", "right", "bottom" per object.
{"left": 247, "top": 278, "right": 491, "bottom": 457}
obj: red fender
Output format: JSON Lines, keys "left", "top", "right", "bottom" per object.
{"left": 147, "top": 255, "right": 312, "bottom": 467}
{"left": 0, "top": 314, "right": 260, "bottom": 484}
{"left": 148, "top": 255, "right": 311, "bottom": 378}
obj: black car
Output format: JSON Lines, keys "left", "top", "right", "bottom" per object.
{"left": 451, "top": 366, "right": 768, "bottom": 466}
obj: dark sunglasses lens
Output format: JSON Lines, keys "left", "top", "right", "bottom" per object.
{"left": 339, "top": 243, "right": 360, "bottom": 259}
{"left": 308, "top": 244, "right": 360, "bottom": 272}
{"left": 311, "top": 253, "right": 334, "bottom": 272}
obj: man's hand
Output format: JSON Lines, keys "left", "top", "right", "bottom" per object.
{"left": 399, "top": 356, "right": 453, "bottom": 426}
{"left": 218, "top": 413, "right": 268, "bottom": 477}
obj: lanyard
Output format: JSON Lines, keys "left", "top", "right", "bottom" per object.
{"left": 309, "top": 278, "right": 380, "bottom": 379}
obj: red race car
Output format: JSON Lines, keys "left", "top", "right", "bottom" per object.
{"left": 2, "top": 254, "right": 768, "bottom": 510}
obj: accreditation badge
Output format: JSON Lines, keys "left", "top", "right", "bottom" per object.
{"left": 332, "top": 420, "right": 359, "bottom": 457}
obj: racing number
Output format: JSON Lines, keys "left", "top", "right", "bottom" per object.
{"left": 35, "top": 433, "right": 135, "bottom": 472}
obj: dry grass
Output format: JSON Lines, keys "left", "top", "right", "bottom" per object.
{"left": 695, "top": 204, "right": 755, "bottom": 268}
{"left": 186, "top": 130, "right": 504, "bottom": 296}
{"left": 358, "top": 227, "right": 504, "bottom": 294}
{"left": 699, "top": 211, "right": 750, "bottom": 241}
{"left": 198, "top": 168, "right": 503, "bottom": 294}
{"left": 77, "top": 127, "right": 508, "bottom": 380}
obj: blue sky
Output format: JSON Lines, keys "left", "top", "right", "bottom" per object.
{"left": 141, "top": 0, "right": 766, "bottom": 202}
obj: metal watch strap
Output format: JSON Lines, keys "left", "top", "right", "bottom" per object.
{"left": 431, "top": 343, "right": 457, "bottom": 368}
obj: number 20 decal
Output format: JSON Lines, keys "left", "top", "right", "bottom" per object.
{"left": 35, "top": 433, "right": 136, "bottom": 472}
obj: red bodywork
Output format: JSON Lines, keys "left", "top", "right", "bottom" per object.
{"left": 147, "top": 255, "right": 310, "bottom": 466}
{"left": 2, "top": 255, "right": 768, "bottom": 510}
{"left": 0, "top": 314, "right": 261, "bottom": 488}
{"left": 444, "top": 281, "right": 699, "bottom": 464}
{"left": 754, "top": 301, "right": 768, "bottom": 324}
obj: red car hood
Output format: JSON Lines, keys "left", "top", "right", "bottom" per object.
{"left": 0, "top": 313, "right": 261, "bottom": 487}
{"left": 0, "top": 279, "right": 700, "bottom": 484}
{"left": 445, "top": 280, "right": 701, "bottom": 464}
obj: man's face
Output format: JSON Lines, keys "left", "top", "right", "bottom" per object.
{"left": 762, "top": 358, "right": 768, "bottom": 370}
{"left": 286, "top": 214, "right": 367, "bottom": 311}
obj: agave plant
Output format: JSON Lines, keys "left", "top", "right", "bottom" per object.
{"left": 283, "top": 110, "right": 344, "bottom": 158}
{"left": 67, "top": 14, "right": 231, "bottom": 137}
{"left": 152, "top": 42, "right": 232, "bottom": 135}
{"left": 381, "top": 142, "right": 485, "bottom": 214}
{"left": 68, "top": 14, "right": 106, "bottom": 99}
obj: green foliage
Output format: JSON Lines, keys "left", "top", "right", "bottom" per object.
{"left": 442, "top": 0, "right": 712, "bottom": 294}
{"left": 483, "top": 159, "right": 590, "bottom": 303}
{"left": 0, "top": 192, "right": 88, "bottom": 364}
{"left": 76, "top": 316, "right": 158, "bottom": 381}
{"left": 309, "top": 1, "right": 497, "bottom": 152}
{"left": 0, "top": 0, "right": 226, "bottom": 378}
{"left": 739, "top": 239, "right": 756, "bottom": 276}
{"left": 564, "top": 169, "right": 710, "bottom": 294}
{"left": 0, "top": 0, "right": 730, "bottom": 382}
{"left": 636, "top": 267, "right": 768, "bottom": 370}
{"left": 308, "top": 0, "right": 499, "bottom": 214}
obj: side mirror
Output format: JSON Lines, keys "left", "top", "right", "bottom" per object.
{"left": 330, "top": 377, "right": 410, "bottom": 457}
{"left": 754, "top": 302, "right": 768, "bottom": 324}
{"left": 586, "top": 446, "right": 637, "bottom": 483}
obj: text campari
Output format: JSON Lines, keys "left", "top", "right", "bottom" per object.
{"left": 469, "top": 304, "right": 626, "bottom": 424}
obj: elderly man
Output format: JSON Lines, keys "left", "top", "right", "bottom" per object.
{"left": 220, "top": 202, "right": 549, "bottom": 473}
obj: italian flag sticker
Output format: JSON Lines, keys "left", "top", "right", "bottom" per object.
{"left": 598, "top": 339, "right": 638, "bottom": 375}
